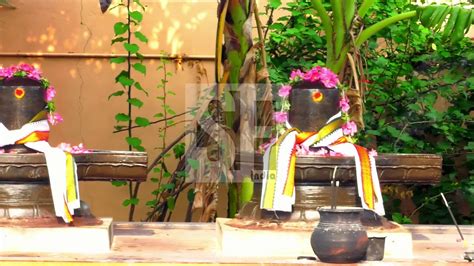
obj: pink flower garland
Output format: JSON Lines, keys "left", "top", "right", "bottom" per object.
{"left": 273, "top": 65, "right": 360, "bottom": 143}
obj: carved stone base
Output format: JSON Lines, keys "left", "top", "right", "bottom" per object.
{"left": 0, "top": 182, "right": 55, "bottom": 218}
{"left": 0, "top": 217, "right": 112, "bottom": 253}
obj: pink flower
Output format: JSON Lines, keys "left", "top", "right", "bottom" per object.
{"left": 47, "top": 112, "right": 63, "bottom": 125}
{"left": 290, "top": 69, "right": 304, "bottom": 81}
{"left": 278, "top": 85, "right": 292, "bottom": 97}
{"left": 303, "top": 66, "right": 322, "bottom": 82}
{"left": 258, "top": 138, "right": 276, "bottom": 153}
{"left": 44, "top": 86, "right": 56, "bottom": 102}
{"left": 0, "top": 67, "right": 15, "bottom": 78}
{"left": 27, "top": 68, "right": 42, "bottom": 80}
{"left": 19, "top": 63, "right": 35, "bottom": 73}
{"left": 273, "top": 111, "right": 288, "bottom": 124}
{"left": 342, "top": 121, "right": 358, "bottom": 136}
{"left": 57, "top": 142, "right": 90, "bottom": 154}
{"left": 319, "top": 67, "right": 339, "bottom": 88}
{"left": 339, "top": 96, "right": 350, "bottom": 113}
{"left": 369, "top": 149, "right": 378, "bottom": 157}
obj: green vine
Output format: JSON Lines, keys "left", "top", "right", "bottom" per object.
{"left": 108, "top": 0, "right": 148, "bottom": 221}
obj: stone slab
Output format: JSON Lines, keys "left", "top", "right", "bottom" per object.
{"left": 0, "top": 217, "right": 112, "bottom": 253}
{"left": 216, "top": 218, "right": 412, "bottom": 260}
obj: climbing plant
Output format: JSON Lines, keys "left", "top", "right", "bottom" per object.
{"left": 108, "top": 0, "right": 149, "bottom": 221}
{"left": 360, "top": 0, "right": 474, "bottom": 224}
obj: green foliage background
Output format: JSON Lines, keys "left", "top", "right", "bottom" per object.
{"left": 265, "top": 0, "right": 473, "bottom": 224}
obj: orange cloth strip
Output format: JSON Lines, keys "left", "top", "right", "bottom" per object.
{"left": 15, "top": 131, "right": 49, "bottom": 144}
{"left": 354, "top": 144, "right": 375, "bottom": 209}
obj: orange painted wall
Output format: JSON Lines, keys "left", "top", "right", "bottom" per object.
{"left": 0, "top": 0, "right": 223, "bottom": 221}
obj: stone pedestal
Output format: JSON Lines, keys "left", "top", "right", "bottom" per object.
{"left": 0, "top": 217, "right": 113, "bottom": 253}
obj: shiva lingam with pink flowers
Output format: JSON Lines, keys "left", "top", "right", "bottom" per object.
{"left": 236, "top": 65, "right": 440, "bottom": 221}
{"left": 0, "top": 64, "right": 146, "bottom": 224}
{"left": 232, "top": 66, "right": 442, "bottom": 262}
{"left": 238, "top": 66, "right": 385, "bottom": 222}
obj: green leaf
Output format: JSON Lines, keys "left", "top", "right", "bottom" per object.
{"left": 136, "top": 53, "right": 145, "bottom": 60}
{"left": 133, "top": 0, "right": 145, "bottom": 10}
{"left": 114, "top": 22, "right": 128, "bottom": 35}
{"left": 166, "top": 197, "right": 176, "bottom": 211}
{"left": 133, "top": 63, "right": 146, "bottom": 75}
{"left": 269, "top": 0, "right": 282, "bottom": 9}
{"left": 135, "top": 116, "right": 150, "bottom": 127}
{"left": 146, "top": 199, "right": 158, "bottom": 207}
{"left": 173, "top": 143, "right": 185, "bottom": 158}
{"left": 115, "top": 113, "right": 130, "bottom": 122}
{"left": 130, "top": 11, "right": 143, "bottom": 23}
{"left": 176, "top": 171, "right": 188, "bottom": 178}
{"left": 240, "top": 176, "right": 254, "bottom": 207}
{"left": 366, "top": 129, "right": 381, "bottom": 136}
{"left": 187, "top": 158, "right": 199, "bottom": 170}
{"left": 122, "top": 198, "right": 139, "bottom": 206}
{"left": 111, "top": 37, "right": 127, "bottom": 45}
{"left": 187, "top": 188, "right": 195, "bottom": 202}
{"left": 124, "top": 43, "right": 139, "bottom": 54}
{"left": 129, "top": 198, "right": 139, "bottom": 205}
{"left": 126, "top": 137, "right": 142, "bottom": 147}
{"left": 386, "top": 125, "right": 401, "bottom": 138}
{"left": 111, "top": 180, "right": 127, "bottom": 187}
{"left": 134, "top": 82, "right": 148, "bottom": 96}
{"left": 134, "top": 31, "right": 149, "bottom": 43}
{"left": 118, "top": 75, "right": 134, "bottom": 87}
{"left": 154, "top": 113, "right": 164, "bottom": 118}
{"left": 162, "top": 183, "right": 176, "bottom": 190}
{"left": 128, "top": 98, "right": 144, "bottom": 108}
{"left": 108, "top": 90, "right": 125, "bottom": 100}
{"left": 110, "top": 57, "right": 126, "bottom": 64}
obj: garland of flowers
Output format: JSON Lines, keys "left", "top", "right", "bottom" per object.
{"left": 0, "top": 63, "right": 62, "bottom": 125}
{"left": 273, "top": 65, "right": 358, "bottom": 143}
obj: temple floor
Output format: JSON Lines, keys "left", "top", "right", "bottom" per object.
{"left": 0, "top": 222, "right": 472, "bottom": 265}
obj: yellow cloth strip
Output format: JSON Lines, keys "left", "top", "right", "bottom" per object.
{"left": 63, "top": 197, "right": 73, "bottom": 223}
{"left": 262, "top": 143, "right": 278, "bottom": 209}
{"left": 283, "top": 151, "right": 296, "bottom": 197}
{"left": 28, "top": 110, "right": 48, "bottom": 123}
{"left": 65, "top": 152, "right": 78, "bottom": 203}
{"left": 311, "top": 118, "right": 343, "bottom": 145}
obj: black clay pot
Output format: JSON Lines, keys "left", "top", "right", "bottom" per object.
{"left": 288, "top": 81, "right": 340, "bottom": 132}
{"left": 0, "top": 77, "right": 46, "bottom": 153}
{"left": 310, "top": 207, "right": 368, "bottom": 263}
